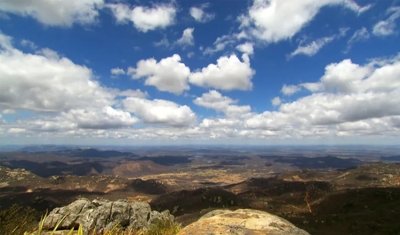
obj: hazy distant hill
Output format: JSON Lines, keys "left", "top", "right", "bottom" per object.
{"left": 273, "top": 156, "right": 363, "bottom": 169}
{"left": 16, "top": 146, "right": 136, "bottom": 159}
{"left": 56, "top": 149, "right": 136, "bottom": 158}
{"left": 19, "top": 145, "right": 78, "bottom": 152}
{"left": 381, "top": 155, "right": 400, "bottom": 161}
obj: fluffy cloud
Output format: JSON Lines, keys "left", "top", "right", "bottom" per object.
{"left": 240, "top": 0, "right": 369, "bottom": 43}
{"left": 335, "top": 117, "right": 400, "bottom": 137}
{"left": 281, "top": 85, "right": 301, "bottom": 96}
{"left": 62, "top": 107, "right": 138, "bottom": 129}
{"left": 289, "top": 36, "right": 335, "bottom": 58}
{"left": 0, "top": 0, "right": 104, "bottom": 27}
{"left": 246, "top": 56, "right": 400, "bottom": 133}
{"left": 373, "top": 7, "right": 400, "bottom": 37}
{"left": 189, "top": 54, "right": 255, "bottom": 91}
{"left": 318, "top": 59, "right": 372, "bottom": 93}
{"left": 199, "top": 118, "right": 246, "bottom": 139}
{"left": 236, "top": 42, "right": 254, "bottom": 55}
{"left": 301, "top": 58, "right": 400, "bottom": 94}
{"left": 123, "top": 97, "right": 196, "bottom": 126}
{"left": 111, "top": 67, "right": 126, "bottom": 77}
{"left": 107, "top": 3, "right": 176, "bottom": 32}
{"left": 110, "top": 89, "right": 148, "bottom": 98}
{"left": 177, "top": 28, "right": 195, "bottom": 46}
{"left": 288, "top": 60, "right": 400, "bottom": 124}
{"left": 190, "top": 4, "right": 215, "bottom": 23}
{"left": 245, "top": 112, "right": 294, "bottom": 131}
{"left": 200, "top": 118, "right": 242, "bottom": 129}
{"left": 0, "top": 32, "right": 113, "bottom": 113}
{"left": 0, "top": 31, "right": 13, "bottom": 50}
{"left": 194, "top": 90, "right": 251, "bottom": 117}
{"left": 194, "top": 90, "right": 233, "bottom": 111}
{"left": 36, "top": 48, "right": 60, "bottom": 60}
{"left": 271, "top": 97, "right": 281, "bottom": 106}
{"left": 280, "top": 92, "right": 400, "bottom": 126}
{"left": 0, "top": 32, "right": 144, "bottom": 133}
{"left": 301, "top": 83, "right": 324, "bottom": 93}
{"left": 128, "top": 54, "right": 190, "bottom": 94}
{"left": 6, "top": 106, "right": 139, "bottom": 133}
{"left": 20, "top": 39, "right": 37, "bottom": 50}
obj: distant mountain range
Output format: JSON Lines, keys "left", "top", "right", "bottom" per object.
{"left": 18, "top": 147, "right": 137, "bottom": 158}
{"left": 381, "top": 155, "right": 400, "bottom": 161}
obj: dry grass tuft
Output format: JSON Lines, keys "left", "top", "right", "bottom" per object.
{"left": 18, "top": 211, "right": 181, "bottom": 235}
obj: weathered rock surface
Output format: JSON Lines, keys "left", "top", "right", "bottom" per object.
{"left": 43, "top": 198, "right": 173, "bottom": 233}
{"left": 178, "top": 209, "right": 310, "bottom": 235}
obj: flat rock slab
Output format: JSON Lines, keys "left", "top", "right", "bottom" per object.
{"left": 178, "top": 209, "right": 310, "bottom": 235}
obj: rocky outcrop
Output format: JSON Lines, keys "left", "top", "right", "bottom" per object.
{"left": 43, "top": 198, "right": 173, "bottom": 233}
{"left": 178, "top": 209, "right": 310, "bottom": 235}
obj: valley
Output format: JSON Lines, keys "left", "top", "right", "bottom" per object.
{"left": 0, "top": 145, "right": 399, "bottom": 235}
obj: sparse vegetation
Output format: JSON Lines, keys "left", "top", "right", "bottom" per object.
{"left": 0, "top": 205, "right": 180, "bottom": 235}
{"left": 2, "top": 149, "right": 400, "bottom": 235}
{"left": 0, "top": 204, "right": 38, "bottom": 235}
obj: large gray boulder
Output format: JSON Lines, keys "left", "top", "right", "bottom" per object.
{"left": 43, "top": 198, "right": 173, "bottom": 233}
{"left": 128, "top": 202, "right": 152, "bottom": 230}
{"left": 177, "top": 209, "right": 310, "bottom": 235}
{"left": 42, "top": 198, "right": 95, "bottom": 230}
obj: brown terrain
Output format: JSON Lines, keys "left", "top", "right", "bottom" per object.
{"left": 0, "top": 146, "right": 400, "bottom": 235}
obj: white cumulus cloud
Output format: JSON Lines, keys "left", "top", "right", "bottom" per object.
{"left": 0, "top": 0, "right": 104, "bottom": 27}
{"left": 107, "top": 3, "right": 176, "bottom": 32}
{"left": 123, "top": 97, "right": 196, "bottom": 126}
{"left": 239, "top": 0, "right": 369, "bottom": 43}
{"left": 190, "top": 4, "right": 215, "bottom": 23}
{"left": 62, "top": 107, "right": 139, "bottom": 129}
{"left": 189, "top": 54, "right": 255, "bottom": 91}
{"left": 194, "top": 90, "right": 251, "bottom": 117}
{"left": 236, "top": 42, "right": 254, "bottom": 55}
{"left": 20, "top": 39, "right": 37, "bottom": 50}
{"left": 111, "top": 67, "right": 126, "bottom": 77}
{"left": 271, "top": 97, "right": 281, "bottom": 106}
{"left": 127, "top": 54, "right": 190, "bottom": 95}
{"left": 281, "top": 85, "right": 301, "bottom": 96}
{"left": 176, "top": 28, "right": 195, "bottom": 46}
{"left": 0, "top": 32, "right": 142, "bottom": 132}
{"left": 242, "top": 54, "right": 400, "bottom": 138}
{"left": 0, "top": 32, "right": 113, "bottom": 113}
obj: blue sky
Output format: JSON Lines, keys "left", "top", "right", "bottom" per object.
{"left": 1, "top": 0, "right": 400, "bottom": 145}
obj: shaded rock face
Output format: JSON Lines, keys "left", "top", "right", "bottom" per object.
{"left": 178, "top": 209, "right": 310, "bottom": 235}
{"left": 43, "top": 198, "right": 173, "bottom": 233}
